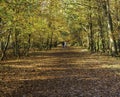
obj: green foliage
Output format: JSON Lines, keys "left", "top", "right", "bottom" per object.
{"left": 0, "top": 0, "right": 120, "bottom": 59}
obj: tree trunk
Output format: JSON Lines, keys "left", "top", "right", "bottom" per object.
{"left": 87, "top": 0, "right": 95, "bottom": 52}
{"left": 46, "top": 33, "right": 50, "bottom": 50}
{"left": 106, "top": 0, "right": 118, "bottom": 55}
{"left": 88, "top": 13, "right": 94, "bottom": 52}
{"left": 14, "top": 31, "right": 20, "bottom": 57}
{"left": 98, "top": 15, "right": 105, "bottom": 52}
{"left": 115, "top": 0, "right": 120, "bottom": 53}
{"left": 24, "top": 34, "right": 31, "bottom": 56}
{"left": 1, "top": 32, "right": 11, "bottom": 60}
{"left": 49, "top": 31, "right": 53, "bottom": 49}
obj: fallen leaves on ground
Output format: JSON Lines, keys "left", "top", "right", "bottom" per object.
{"left": 0, "top": 47, "right": 120, "bottom": 97}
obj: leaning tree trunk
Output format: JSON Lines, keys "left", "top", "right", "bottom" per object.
{"left": 1, "top": 31, "right": 11, "bottom": 61}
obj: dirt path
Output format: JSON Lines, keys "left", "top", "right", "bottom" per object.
{"left": 1, "top": 47, "right": 120, "bottom": 97}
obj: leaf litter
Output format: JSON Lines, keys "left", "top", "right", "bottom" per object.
{"left": 0, "top": 47, "right": 120, "bottom": 97}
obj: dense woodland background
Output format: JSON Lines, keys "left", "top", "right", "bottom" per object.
{"left": 1, "top": 0, "right": 120, "bottom": 60}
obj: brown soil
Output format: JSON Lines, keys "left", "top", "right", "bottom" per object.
{"left": 0, "top": 47, "right": 120, "bottom": 97}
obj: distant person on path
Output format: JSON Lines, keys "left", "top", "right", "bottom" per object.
{"left": 62, "top": 41, "right": 64, "bottom": 48}
{"left": 62, "top": 41, "right": 66, "bottom": 48}
{"left": 64, "top": 42, "right": 66, "bottom": 48}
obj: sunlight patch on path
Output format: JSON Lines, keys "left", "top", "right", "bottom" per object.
{"left": 10, "top": 65, "right": 35, "bottom": 69}
{"left": 101, "top": 64, "right": 120, "bottom": 69}
{"left": 81, "top": 49, "right": 88, "bottom": 52}
{"left": 37, "top": 67, "right": 68, "bottom": 70}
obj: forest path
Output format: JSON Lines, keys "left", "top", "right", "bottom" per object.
{"left": 1, "top": 47, "right": 120, "bottom": 97}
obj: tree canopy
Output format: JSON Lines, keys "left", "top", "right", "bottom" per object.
{"left": 1, "top": 0, "right": 120, "bottom": 60}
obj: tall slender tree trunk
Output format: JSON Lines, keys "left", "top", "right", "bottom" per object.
{"left": 46, "top": 33, "right": 50, "bottom": 50}
{"left": 98, "top": 15, "right": 105, "bottom": 52}
{"left": 48, "top": 20, "right": 54, "bottom": 50}
{"left": 87, "top": 0, "right": 95, "bottom": 52}
{"left": 115, "top": 0, "right": 120, "bottom": 53}
{"left": 49, "top": 31, "right": 53, "bottom": 49}
{"left": 1, "top": 31, "right": 11, "bottom": 60}
{"left": 27, "top": 34, "right": 31, "bottom": 52}
{"left": 89, "top": 18, "right": 94, "bottom": 52}
{"left": 106, "top": 0, "right": 118, "bottom": 55}
{"left": 24, "top": 34, "right": 31, "bottom": 56}
{"left": 88, "top": 2, "right": 94, "bottom": 52}
{"left": 14, "top": 30, "right": 20, "bottom": 57}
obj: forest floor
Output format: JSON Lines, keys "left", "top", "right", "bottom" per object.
{"left": 1, "top": 47, "right": 120, "bottom": 97}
